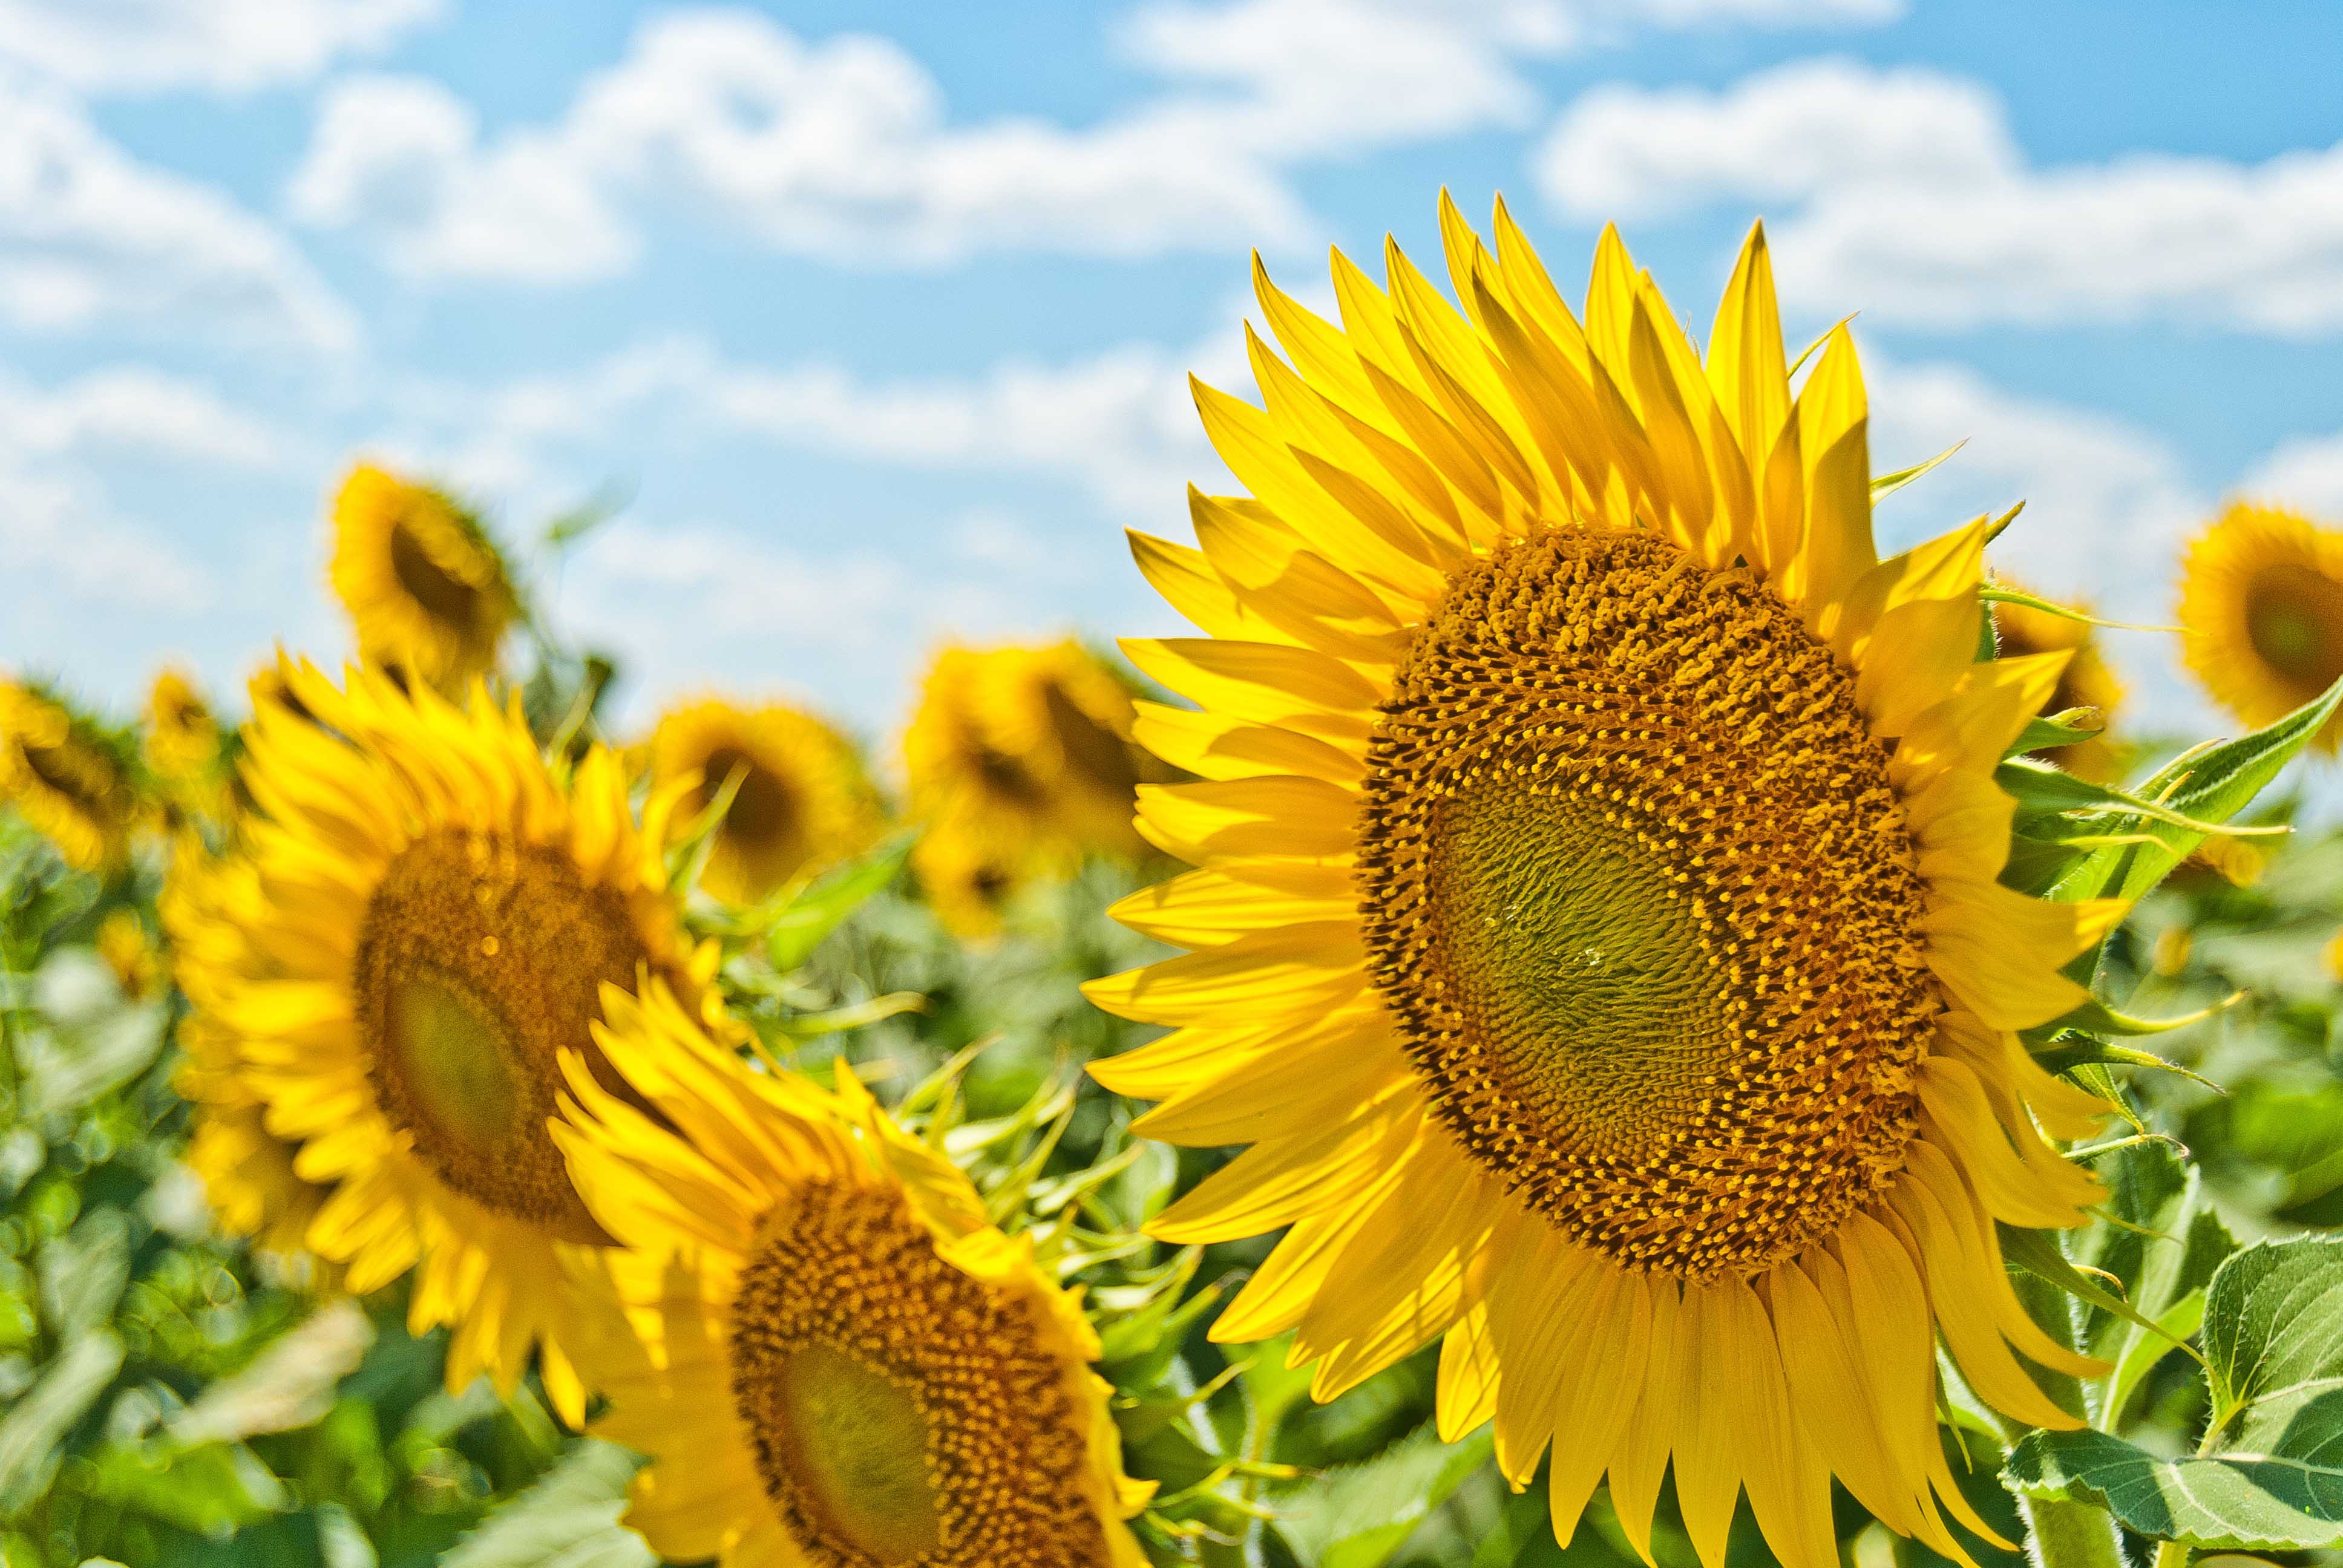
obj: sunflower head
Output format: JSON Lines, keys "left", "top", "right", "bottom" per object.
{"left": 166, "top": 657, "right": 713, "bottom": 1418}
{"left": 905, "top": 640, "right": 1156, "bottom": 932}
{"left": 143, "top": 667, "right": 221, "bottom": 780}
{"left": 329, "top": 462, "right": 519, "bottom": 690}
{"left": 556, "top": 984, "right": 1149, "bottom": 1567}
{"left": 2180, "top": 501, "right": 2343, "bottom": 751}
{"left": 1086, "top": 197, "right": 2122, "bottom": 1568}
{"left": 0, "top": 678, "right": 139, "bottom": 872}
{"left": 97, "top": 908, "right": 161, "bottom": 999}
{"left": 649, "top": 697, "right": 883, "bottom": 906}
{"left": 1989, "top": 581, "right": 2126, "bottom": 781}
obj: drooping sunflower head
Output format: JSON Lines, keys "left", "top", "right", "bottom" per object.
{"left": 0, "top": 678, "right": 139, "bottom": 872}
{"left": 329, "top": 462, "right": 519, "bottom": 691}
{"left": 1988, "top": 581, "right": 2125, "bottom": 780}
{"left": 166, "top": 657, "right": 712, "bottom": 1419}
{"left": 649, "top": 697, "right": 884, "bottom": 906}
{"left": 1087, "top": 197, "right": 2121, "bottom": 1568}
{"left": 556, "top": 984, "right": 1149, "bottom": 1568}
{"left": 2179, "top": 501, "right": 2343, "bottom": 751}
{"left": 905, "top": 640, "right": 1155, "bottom": 932}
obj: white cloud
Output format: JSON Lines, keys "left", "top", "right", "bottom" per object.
{"left": 0, "top": 77, "right": 357, "bottom": 351}
{"left": 0, "top": 367, "right": 292, "bottom": 468}
{"left": 288, "top": 75, "right": 635, "bottom": 282}
{"left": 290, "top": 0, "right": 1892, "bottom": 281}
{"left": 0, "top": 458, "right": 219, "bottom": 616}
{"left": 2244, "top": 430, "right": 2343, "bottom": 521}
{"left": 0, "top": 0, "right": 442, "bottom": 94}
{"left": 1534, "top": 57, "right": 2343, "bottom": 335}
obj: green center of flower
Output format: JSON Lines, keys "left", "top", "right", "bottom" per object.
{"left": 355, "top": 826, "right": 657, "bottom": 1242}
{"left": 766, "top": 1345, "right": 942, "bottom": 1561}
{"left": 1428, "top": 777, "right": 1734, "bottom": 1162}
{"left": 2246, "top": 563, "right": 2343, "bottom": 693}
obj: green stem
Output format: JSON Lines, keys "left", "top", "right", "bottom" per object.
{"left": 2001, "top": 1271, "right": 2129, "bottom": 1568}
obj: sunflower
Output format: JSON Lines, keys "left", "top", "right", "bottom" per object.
{"left": 1084, "top": 200, "right": 2121, "bottom": 1568}
{"left": 1988, "top": 581, "right": 2125, "bottom": 782}
{"left": 905, "top": 641, "right": 1155, "bottom": 932}
{"left": 166, "top": 658, "right": 713, "bottom": 1420}
{"left": 554, "top": 982, "right": 1150, "bottom": 1567}
{"left": 0, "top": 678, "right": 139, "bottom": 871}
{"left": 649, "top": 697, "right": 884, "bottom": 905}
{"left": 2179, "top": 501, "right": 2343, "bottom": 751}
{"left": 173, "top": 1011, "right": 339, "bottom": 1278}
{"left": 329, "top": 462, "right": 519, "bottom": 690}
{"left": 143, "top": 667, "right": 221, "bottom": 782}
{"left": 97, "top": 908, "right": 162, "bottom": 999}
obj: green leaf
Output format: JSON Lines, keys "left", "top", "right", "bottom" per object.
{"left": 1873, "top": 440, "right": 1965, "bottom": 501}
{"left": 0, "top": 1331, "right": 123, "bottom": 1516}
{"left": 441, "top": 1440, "right": 653, "bottom": 1568}
{"left": 2008, "top": 708, "right": 2108, "bottom": 759}
{"left": 2003, "top": 1427, "right": 2343, "bottom": 1552}
{"left": 1272, "top": 1425, "right": 1494, "bottom": 1567}
{"left": 766, "top": 830, "right": 919, "bottom": 972}
{"left": 169, "top": 1299, "right": 376, "bottom": 1447}
{"left": 2040, "top": 676, "right": 2343, "bottom": 910}
{"left": 2008, "top": 1236, "right": 2343, "bottom": 1551}
{"left": 2065, "top": 1140, "right": 2235, "bottom": 1428}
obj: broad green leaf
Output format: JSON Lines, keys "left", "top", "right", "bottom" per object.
{"left": 767, "top": 830, "right": 919, "bottom": 972}
{"left": 169, "top": 1299, "right": 376, "bottom": 1446}
{"left": 1273, "top": 1425, "right": 1494, "bottom": 1567}
{"left": 0, "top": 1331, "right": 123, "bottom": 1515}
{"left": 2003, "top": 1427, "right": 2343, "bottom": 1552}
{"left": 2009, "top": 1236, "right": 2343, "bottom": 1550}
{"left": 442, "top": 1440, "right": 653, "bottom": 1568}
{"left": 2065, "top": 1141, "right": 2235, "bottom": 1428}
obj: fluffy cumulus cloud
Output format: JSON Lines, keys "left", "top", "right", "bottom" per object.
{"left": 0, "top": 0, "right": 441, "bottom": 94}
{"left": 287, "top": 0, "right": 1894, "bottom": 281}
{"left": 1535, "top": 57, "right": 2343, "bottom": 335}
{"left": 0, "top": 77, "right": 357, "bottom": 351}
{"left": 2246, "top": 430, "right": 2343, "bottom": 520}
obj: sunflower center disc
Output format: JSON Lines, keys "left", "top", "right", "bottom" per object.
{"left": 729, "top": 1181, "right": 1112, "bottom": 1567}
{"left": 388, "top": 521, "right": 484, "bottom": 627}
{"left": 20, "top": 739, "right": 105, "bottom": 808}
{"left": 696, "top": 746, "right": 802, "bottom": 863}
{"left": 355, "top": 826, "right": 652, "bottom": 1241}
{"left": 1356, "top": 527, "right": 1937, "bottom": 1281}
{"left": 2246, "top": 562, "right": 2343, "bottom": 692}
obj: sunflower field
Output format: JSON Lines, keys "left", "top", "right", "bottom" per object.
{"left": 10, "top": 204, "right": 2343, "bottom": 1568}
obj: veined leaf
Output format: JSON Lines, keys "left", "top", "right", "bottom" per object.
{"left": 1273, "top": 1425, "right": 1495, "bottom": 1567}
{"left": 442, "top": 1440, "right": 653, "bottom": 1568}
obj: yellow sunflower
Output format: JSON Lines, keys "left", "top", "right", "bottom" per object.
{"left": 172, "top": 1010, "right": 340, "bottom": 1279}
{"left": 1989, "top": 581, "right": 2126, "bottom": 782}
{"left": 649, "top": 697, "right": 884, "bottom": 905}
{"left": 329, "top": 462, "right": 519, "bottom": 690}
{"left": 143, "top": 667, "right": 222, "bottom": 782}
{"left": 554, "top": 982, "right": 1150, "bottom": 1567}
{"left": 905, "top": 641, "right": 1155, "bottom": 932}
{"left": 1084, "top": 199, "right": 2121, "bottom": 1568}
{"left": 0, "top": 678, "right": 139, "bottom": 871}
{"left": 165, "top": 658, "right": 714, "bottom": 1421}
{"left": 97, "top": 909, "right": 162, "bottom": 999}
{"left": 2178, "top": 501, "right": 2343, "bottom": 751}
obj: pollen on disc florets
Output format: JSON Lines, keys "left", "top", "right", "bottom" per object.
{"left": 728, "top": 1181, "right": 1112, "bottom": 1568}
{"left": 353, "top": 825, "right": 652, "bottom": 1241}
{"left": 1355, "top": 525, "right": 1938, "bottom": 1282}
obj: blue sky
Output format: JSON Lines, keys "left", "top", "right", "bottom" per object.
{"left": 6, "top": 0, "right": 2343, "bottom": 754}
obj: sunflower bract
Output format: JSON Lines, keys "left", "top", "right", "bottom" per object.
{"left": 1084, "top": 195, "right": 2126, "bottom": 1568}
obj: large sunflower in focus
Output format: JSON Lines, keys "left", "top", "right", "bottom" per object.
{"left": 649, "top": 697, "right": 883, "bottom": 905}
{"left": 0, "top": 679, "right": 139, "bottom": 871}
{"left": 555, "top": 984, "right": 1149, "bottom": 1567}
{"left": 1085, "top": 199, "right": 2120, "bottom": 1567}
{"left": 167, "top": 659, "right": 712, "bottom": 1419}
{"left": 1990, "top": 582, "right": 2125, "bottom": 782}
{"left": 330, "top": 463, "right": 519, "bottom": 690}
{"left": 905, "top": 641, "right": 1155, "bottom": 932}
{"left": 2179, "top": 501, "right": 2343, "bottom": 751}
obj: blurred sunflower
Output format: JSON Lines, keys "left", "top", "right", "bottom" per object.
{"left": 143, "top": 667, "right": 223, "bottom": 783}
{"left": 97, "top": 908, "right": 162, "bottom": 999}
{"left": 649, "top": 697, "right": 883, "bottom": 904}
{"left": 329, "top": 462, "right": 519, "bottom": 690}
{"left": 166, "top": 659, "right": 714, "bottom": 1420}
{"left": 172, "top": 1008, "right": 339, "bottom": 1279}
{"left": 1086, "top": 200, "right": 2120, "bottom": 1568}
{"left": 2179, "top": 501, "right": 2343, "bottom": 750}
{"left": 905, "top": 641, "right": 1155, "bottom": 932}
{"left": 555, "top": 983, "right": 1150, "bottom": 1567}
{"left": 1988, "top": 582, "right": 2126, "bottom": 782}
{"left": 0, "top": 678, "right": 139, "bottom": 871}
